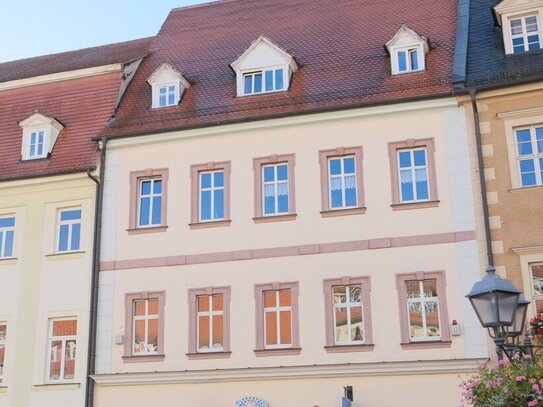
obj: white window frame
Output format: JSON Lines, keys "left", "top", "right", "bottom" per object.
{"left": 0, "top": 323, "right": 6, "bottom": 384}
{"left": 199, "top": 170, "right": 225, "bottom": 222}
{"left": 241, "top": 66, "right": 287, "bottom": 96}
{"left": 196, "top": 294, "right": 224, "bottom": 353}
{"left": 514, "top": 125, "right": 543, "bottom": 187}
{"left": 395, "top": 46, "right": 424, "bottom": 74}
{"left": 132, "top": 298, "right": 159, "bottom": 355}
{"left": 156, "top": 83, "right": 179, "bottom": 108}
{"left": 0, "top": 216, "right": 15, "bottom": 258}
{"left": 531, "top": 263, "right": 543, "bottom": 314}
{"left": 23, "top": 128, "right": 49, "bottom": 160}
{"left": 262, "top": 163, "right": 289, "bottom": 216}
{"left": 397, "top": 147, "right": 430, "bottom": 203}
{"left": 46, "top": 318, "right": 77, "bottom": 383}
{"left": 56, "top": 208, "right": 82, "bottom": 253}
{"left": 263, "top": 289, "right": 292, "bottom": 349}
{"left": 328, "top": 155, "right": 358, "bottom": 209}
{"left": 137, "top": 178, "right": 162, "bottom": 228}
{"left": 405, "top": 279, "right": 441, "bottom": 342}
{"left": 509, "top": 14, "right": 542, "bottom": 54}
{"left": 332, "top": 284, "right": 365, "bottom": 346}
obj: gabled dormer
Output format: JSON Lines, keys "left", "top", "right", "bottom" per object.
{"left": 494, "top": 0, "right": 543, "bottom": 55}
{"left": 386, "top": 25, "right": 429, "bottom": 75}
{"left": 19, "top": 112, "right": 64, "bottom": 161}
{"left": 147, "top": 63, "right": 190, "bottom": 109}
{"left": 231, "top": 36, "right": 298, "bottom": 97}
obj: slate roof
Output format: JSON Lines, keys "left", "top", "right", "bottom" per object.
{"left": 102, "top": 0, "right": 459, "bottom": 137}
{"left": 462, "top": 0, "right": 543, "bottom": 88}
{"left": 0, "top": 38, "right": 153, "bottom": 181}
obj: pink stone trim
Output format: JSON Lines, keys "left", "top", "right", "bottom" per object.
{"left": 390, "top": 200, "right": 440, "bottom": 211}
{"left": 128, "top": 168, "right": 169, "bottom": 231}
{"left": 318, "top": 146, "right": 365, "bottom": 212}
{"left": 122, "top": 354, "right": 165, "bottom": 363}
{"left": 187, "top": 286, "right": 231, "bottom": 355}
{"left": 127, "top": 226, "right": 168, "bottom": 235}
{"left": 190, "top": 161, "right": 231, "bottom": 224}
{"left": 124, "top": 291, "right": 166, "bottom": 359}
{"left": 100, "top": 230, "right": 476, "bottom": 271}
{"left": 254, "top": 282, "right": 300, "bottom": 351}
{"left": 320, "top": 207, "right": 367, "bottom": 218}
{"left": 324, "top": 345, "right": 374, "bottom": 353}
{"left": 400, "top": 341, "right": 452, "bottom": 350}
{"left": 253, "top": 214, "right": 297, "bottom": 224}
{"left": 254, "top": 348, "right": 301, "bottom": 357}
{"left": 388, "top": 138, "right": 438, "bottom": 206}
{"left": 189, "top": 220, "right": 232, "bottom": 230}
{"left": 322, "top": 276, "right": 373, "bottom": 347}
{"left": 395, "top": 271, "right": 450, "bottom": 345}
{"left": 253, "top": 154, "right": 296, "bottom": 218}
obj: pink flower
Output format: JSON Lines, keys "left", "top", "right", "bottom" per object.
{"left": 528, "top": 401, "right": 538, "bottom": 407}
{"left": 516, "top": 375, "right": 526, "bottom": 382}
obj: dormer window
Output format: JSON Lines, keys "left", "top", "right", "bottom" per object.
{"left": 494, "top": 0, "right": 543, "bottom": 55}
{"left": 19, "top": 112, "right": 63, "bottom": 161}
{"left": 147, "top": 63, "right": 190, "bottom": 109}
{"left": 386, "top": 25, "right": 429, "bottom": 75}
{"left": 231, "top": 36, "right": 297, "bottom": 97}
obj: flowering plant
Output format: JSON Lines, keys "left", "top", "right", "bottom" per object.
{"left": 531, "top": 314, "right": 543, "bottom": 335}
{"left": 460, "top": 356, "right": 543, "bottom": 407}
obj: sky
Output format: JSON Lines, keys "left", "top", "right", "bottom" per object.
{"left": 0, "top": 0, "right": 212, "bottom": 63}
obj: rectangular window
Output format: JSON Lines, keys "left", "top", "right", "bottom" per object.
{"left": 328, "top": 156, "right": 357, "bottom": 209}
{"left": 29, "top": 130, "right": 45, "bottom": 158}
{"left": 0, "top": 216, "right": 15, "bottom": 258}
{"left": 253, "top": 154, "right": 296, "bottom": 221}
{"left": 158, "top": 84, "right": 177, "bottom": 107}
{"left": 0, "top": 323, "right": 6, "bottom": 384}
{"left": 47, "top": 319, "right": 77, "bottom": 382}
{"left": 397, "top": 148, "right": 429, "bottom": 202}
{"left": 531, "top": 263, "right": 543, "bottom": 314}
{"left": 124, "top": 291, "right": 165, "bottom": 360}
{"left": 199, "top": 170, "right": 225, "bottom": 222}
{"left": 57, "top": 209, "right": 81, "bottom": 252}
{"left": 255, "top": 282, "right": 300, "bottom": 354}
{"left": 138, "top": 178, "right": 162, "bottom": 227}
{"left": 398, "top": 48, "right": 419, "bottom": 72}
{"left": 243, "top": 68, "right": 285, "bottom": 95}
{"left": 510, "top": 15, "right": 541, "bottom": 54}
{"left": 515, "top": 126, "right": 543, "bottom": 187}
{"left": 129, "top": 169, "right": 168, "bottom": 231}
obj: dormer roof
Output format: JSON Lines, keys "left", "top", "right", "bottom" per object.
{"left": 19, "top": 112, "right": 64, "bottom": 130}
{"left": 147, "top": 63, "right": 190, "bottom": 89}
{"left": 493, "top": 0, "right": 543, "bottom": 25}
{"left": 386, "top": 25, "right": 429, "bottom": 53}
{"left": 230, "top": 36, "right": 298, "bottom": 72}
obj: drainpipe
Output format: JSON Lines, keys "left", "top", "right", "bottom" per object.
{"left": 85, "top": 136, "right": 108, "bottom": 407}
{"left": 469, "top": 89, "right": 494, "bottom": 267}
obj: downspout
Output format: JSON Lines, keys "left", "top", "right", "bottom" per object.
{"left": 85, "top": 136, "right": 108, "bottom": 407}
{"left": 469, "top": 89, "right": 494, "bottom": 267}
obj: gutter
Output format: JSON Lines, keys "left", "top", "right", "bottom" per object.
{"left": 85, "top": 137, "right": 108, "bottom": 407}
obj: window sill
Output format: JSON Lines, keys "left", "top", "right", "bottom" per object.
{"left": 401, "top": 341, "right": 451, "bottom": 350}
{"left": 0, "top": 386, "right": 7, "bottom": 393}
{"left": 33, "top": 383, "right": 80, "bottom": 391}
{"left": 509, "top": 185, "right": 543, "bottom": 192}
{"left": 324, "top": 344, "right": 374, "bottom": 353}
{"left": 0, "top": 257, "right": 17, "bottom": 265}
{"left": 391, "top": 200, "right": 439, "bottom": 211}
{"left": 253, "top": 213, "right": 297, "bottom": 224}
{"left": 127, "top": 226, "right": 168, "bottom": 235}
{"left": 320, "top": 207, "right": 366, "bottom": 218}
{"left": 254, "top": 348, "right": 301, "bottom": 357}
{"left": 189, "top": 220, "right": 231, "bottom": 230}
{"left": 45, "top": 251, "right": 86, "bottom": 260}
{"left": 122, "top": 354, "right": 165, "bottom": 363}
{"left": 186, "top": 351, "right": 231, "bottom": 360}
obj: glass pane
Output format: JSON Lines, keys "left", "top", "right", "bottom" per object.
{"left": 279, "top": 310, "right": 292, "bottom": 344}
{"left": 134, "top": 300, "right": 145, "bottom": 316}
{"left": 335, "top": 307, "right": 347, "bottom": 342}
{"left": 198, "top": 315, "right": 210, "bottom": 349}
{"left": 275, "top": 69, "right": 284, "bottom": 90}
{"left": 413, "top": 150, "right": 426, "bottom": 166}
{"left": 329, "top": 159, "right": 341, "bottom": 175}
{"left": 330, "top": 181, "right": 343, "bottom": 208}
{"left": 153, "top": 180, "right": 162, "bottom": 194}
{"left": 349, "top": 285, "right": 361, "bottom": 303}
{"left": 409, "top": 302, "right": 423, "bottom": 339}
{"left": 423, "top": 280, "right": 438, "bottom": 297}
{"left": 398, "top": 151, "right": 411, "bottom": 168}
{"left": 0, "top": 325, "right": 6, "bottom": 340}
{"left": 528, "top": 36, "right": 540, "bottom": 50}
{"left": 168, "top": 85, "right": 176, "bottom": 105}
{"left": 214, "top": 171, "right": 224, "bottom": 187}
{"left": 214, "top": 189, "right": 224, "bottom": 219}
{"left": 139, "top": 197, "right": 150, "bottom": 225}
{"left": 159, "top": 87, "right": 166, "bottom": 106}
{"left": 410, "top": 49, "right": 418, "bottom": 70}
{"left": 263, "top": 166, "right": 275, "bottom": 182}
{"left": 254, "top": 73, "right": 262, "bottom": 93}
{"left": 345, "top": 175, "right": 357, "bottom": 206}
{"left": 58, "top": 224, "right": 69, "bottom": 252}
{"left": 53, "top": 320, "right": 77, "bottom": 336}
{"left": 521, "top": 172, "right": 537, "bottom": 187}
{"left": 343, "top": 157, "right": 355, "bottom": 174}
{"left": 141, "top": 180, "right": 151, "bottom": 195}
{"left": 264, "top": 291, "right": 276, "bottom": 307}
{"left": 212, "top": 294, "right": 223, "bottom": 311}
{"left": 151, "top": 197, "right": 162, "bottom": 224}
{"left": 64, "top": 340, "right": 76, "bottom": 380}
{"left": 49, "top": 340, "right": 62, "bottom": 379}
{"left": 333, "top": 286, "right": 347, "bottom": 304}
{"left": 351, "top": 306, "right": 363, "bottom": 341}
{"left": 264, "top": 192, "right": 275, "bottom": 214}
{"left": 415, "top": 177, "right": 429, "bottom": 200}
{"left": 147, "top": 299, "right": 158, "bottom": 315}
{"left": 70, "top": 223, "right": 81, "bottom": 251}
{"left": 520, "top": 159, "right": 535, "bottom": 173}
{"left": 265, "top": 70, "right": 274, "bottom": 91}
{"left": 526, "top": 16, "right": 538, "bottom": 31}
{"left": 277, "top": 164, "right": 288, "bottom": 181}
{"left": 400, "top": 173, "right": 414, "bottom": 201}
{"left": 265, "top": 311, "right": 277, "bottom": 345}
{"left": 398, "top": 50, "right": 407, "bottom": 71}
{"left": 0, "top": 217, "right": 14, "bottom": 228}
{"left": 148, "top": 319, "right": 158, "bottom": 351}
{"left": 198, "top": 295, "right": 209, "bottom": 312}
{"left": 60, "top": 210, "right": 81, "bottom": 221}
{"left": 406, "top": 281, "right": 420, "bottom": 298}
{"left": 212, "top": 315, "right": 224, "bottom": 349}
{"left": 510, "top": 19, "right": 522, "bottom": 35}
{"left": 1, "top": 231, "right": 12, "bottom": 256}
{"left": 279, "top": 289, "right": 291, "bottom": 307}
{"left": 425, "top": 301, "right": 440, "bottom": 337}
{"left": 201, "top": 173, "right": 212, "bottom": 189}
{"left": 536, "top": 127, "right": 543, "bottom": 153}
{"left": 201, "top": 190, "right": 211, "bottom": 220}
{"left": 244, "top": 75, "right": 252, "bottom": 94}
{"left": 133, "top": 320, "right": 145, "bottom": 352}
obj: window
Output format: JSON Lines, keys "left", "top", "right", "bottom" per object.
{"left": 29, "top": 130, "right": 46, "bottom": 159}
{"left": 0, "top": 216, "right": 15, "bottom": 258}
{"left": 128, "top": 169, "right": 168, "bottom": 232}
{"left": 388, "top": 138, "right": 438, "bottom": 209}
{"left": 0, "top": 323, "right": 6, "bottom": 384}
{"left": 396, "top": 271, "right": 450, "bottom": 348}
{"left": 57, "top": 209, "right": 81, "bottom": 252}
{"left": 47, "top": 319, "right": 77, "bottom": 382}
{"left": 531, "top": 263, "right": 543, "bottom": 313}
{"left": 318, "top": 147, "right": 365, "bottom": 216}
{"left": 510, "top": 15, "right": 541, "bottom": 54}
{"left": 158, "top": 84, "right": 177, "bottom": 107}
{"left": 254, "top": 282, "right": 300, "bottom": 355}
{"left": 323, "top": 277, "right": 373, "bottom": 351}
{"left": 190, "top": 162, "right": 231, "bottom": 227}
{"left": 396, "top": 48, "right": 421, "bottom": 73}
{"left": 253, "top": 154, "right": 296, "bottom": 222}
{"left": 124, "top": 291, "right": 165, "bottom": 360}
{"left": 187, "top": 287, "right": 231, "bottom": 359}
{"left": 19, "top": 112, "right": 63, "bottom": 161}
{"left": 147, "top": 63, "right": 190, "bottom": 109}
{"left": 515, "top": 125, "right": 543, "bottom": 187}
{"left": 243, "top": 68, "right": 285, "bottom": 95}
{"left": 386, "top": 25, "right": 428, "bottom": 75}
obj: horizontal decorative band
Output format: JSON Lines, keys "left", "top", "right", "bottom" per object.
{"left": 100, "top": 230, "right": 476, "bottom": 271}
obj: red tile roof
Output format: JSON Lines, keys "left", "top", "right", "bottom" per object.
{"left": 103, "top": 0, "right": 458, "bottom": 137}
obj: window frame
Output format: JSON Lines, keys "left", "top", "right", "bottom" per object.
{"left": 253, "top": 154, "right": 296, "bottom": 223}
{"left": 123, "top": 291, "right": 166, "bottom": 362}
{"left": 318, "top": 146, "right": 366, "bottom": 217}
{"left": 241, "top": 66, "right": 287, "bottom": 96}
{"left": 394, "top": 45, "right": 425, "bottom": 74}
{"left": 190, "top": 161, "right": 231, "bottom": 228}
{"left": 0, "top": 216, "right": 15, "bottom": 259}
{"left": 0, "top": 322, "right": 6, "bottom": 384}
{"left": 323, "top": 277, "right": 374, "bottom": 352}
{"left": 22, "top": 128, "right": 49, "bottom": 160}
{"left": 128, "top": 168, "right": 169, "bottom": 233}
{"left": 46, "top": 317, "right": 77, "bottom": 383}
{"left": 396, "top": 271, "right": 451, "bottom": 349}
{"left": 187, "top": 286, "right": 231, "bottom": 359}
{"left": 156, "top": 83, "right": 179, "bottom": 108}
{"left": 388, "top": 138, "right": 439, "bottom": 210}
{"left": 513, "top": 124, "right": 543, "bottom": 187}
{"left": 56, "top": 208, "right": 82, "bottom": 253}
{"left": 508, "top": 13, "right": 542, "bottom": 54}
{"left": 530, "top": 263, "right": 543, "bottom": 314}
{"left": 254, "top": 282, "right": 300, "bottom": 356}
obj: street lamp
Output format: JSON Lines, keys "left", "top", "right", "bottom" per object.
{"left": 508, "top": 294, "right": 530, "bottom": 342}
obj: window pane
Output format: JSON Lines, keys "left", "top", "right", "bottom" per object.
{"left": 198, "top": 295, "right": 209, "bottom": 312}
{"left": 276, "top": 164, "right": 288, "bottom": 181}
{"left": 53, "top": 320, "right": 77, "bottom": 336}
{"left": 279, "top": 310, "right": 292, "bottom": 344}
{"left": 151, "top": 197, "right": 161, "bottom": 225}
{"left": 329, "top": 159, "right": 341, "bottom": 175}
{"left": 201, "top": 190, "right": 211, "bottom": 220}
{"left": 133, "top": 321, "right": 145, "bottom": 353}
{"left": 400, "top": 171, "right": 414, "bottom": 201}
{"left": 159, "top": 87, "right": 167, "bottom": 106}
{"left": 409, "top": 302, "right": 423, "bottom": 339}
{"left": 275, "top": 69, "right": 284, "bottom": 90}
{"left": 147, "top": 319, "right": 158, "bottom": 351}
{"left": 58, "top": 224, "right": 69, "bottom": 252}
{"left": 335, "top": 307, "right": 347, "bottom": 342}
{"left": 277, "top": 188, "right": 289, "bottom": 213}
{"left": 343, "top": 157, "right": 355, "bottom": 174}
{"left": 521, "top": 171, "right": 537, "bottom": 187}
{"left": 349, "top": 285, "right": 361, "bottom": 303}
{"left": 212, "top": 315, "right": 224, "bottom": 349}
{"left": 263, "top": 166, "right": 275, "bottom": 182}
{"left": 528, "top": 35, "right": 540, "bottom": 50}
{"left": 410, "top": 49, "right": 418, "bottom": 70}
{"left": 147, "top": 299, "right": 158, "bottom": 315}
{"left": 398, "top": 50, "right": 407, "bottom": 71}
{"left": 415, "top": 178, "right": 429, "bottom": 200}
{"left": 168, "top": 85, "right": 176, "bottom": 105}
{"left": 398, "top": 151, "right": 411, "bottom": 168}
{"left": 344, "top": 175, "right": 357, "bottom": 206}
{"left": 425, "top": 301, "right": 440, "bottom": 337}
{"left": 517, "top": 129, "right": 533, "bottom": 155}
{"left": 265, "top": 70, "right": 274, "bottom": 91}
{"left": 264, "top": 190, "right": 275, "bottom": 214}
{"left": 279, "top": 289, "right": 291, "bottom": 307}
{"left": 265, "top": 312, "right": 277, "bottom": 345}
{"left": 64, "top": 340, "right": 76, "bottom": 380}
{"left": 212, "top": 294, "right": 223, "bottom": 311}
{"left": 153, "top": 180, "right": 162, "bottom": 194}
{"left": 406, "top": 281, "right": 420, "bottom": 298}
{"left": 4, "top": 231, "right": 13, "bottom": 257}
{"left": 244, "top": 74, "right": 252, "bottom": 94}
{"left": 526, "top": 16, "right": 538, "bottom": 31}
{"left": 49, "top": 340, "right": 62, "bottom": 380}
{"left": 351, "top": 307, "right": 363, "bottom": 341}
{"left": 141, "top": 180, "right": 151, "bottom": 195}
{"left": 536, "top": 127, "right": 543, "bottom": 153}
{"left": 520, "top": 159, "right": 536, "bottom": 187}
{"left": 264, "top": 291, "right": 276, "bottom": 307}
{"left": 70, "top": 223, "right": 81, "bottom": 251}
{"left": 254, "top": 73, "right": 262, "bottom": 93}
{"left": 214, "top": 189, "right": 224, "bottom": 219}
{"left": 333, "top": 286, "right": 347, "bottom": 304}
{"left": 134, "top": 300, "right": 146, "bottom": 316}
{"left": 0, "top": 217, "right": 14, "bottom": 228}
{"left": 510, "top": 19, "right": 522, "bottom": 35}
{"left": 330, "top": 179, "right": 343, "bottom": 208}
{"left": 198, "top": 315, "right": 210, "bottom": 349}
{"left": 214, "top": 171, "right": 224, "bottom": 187}
{"left": 413, "top": 150, "right": 426, "bottom": 166}
{"left": 201, "top": 173, "right": 212, "bottom": 188}
{"left": 423, "top": 280, "right": 437, "bottom": 297}
{"left": 60, "top": 210, "right": 81, "bottom": 221}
